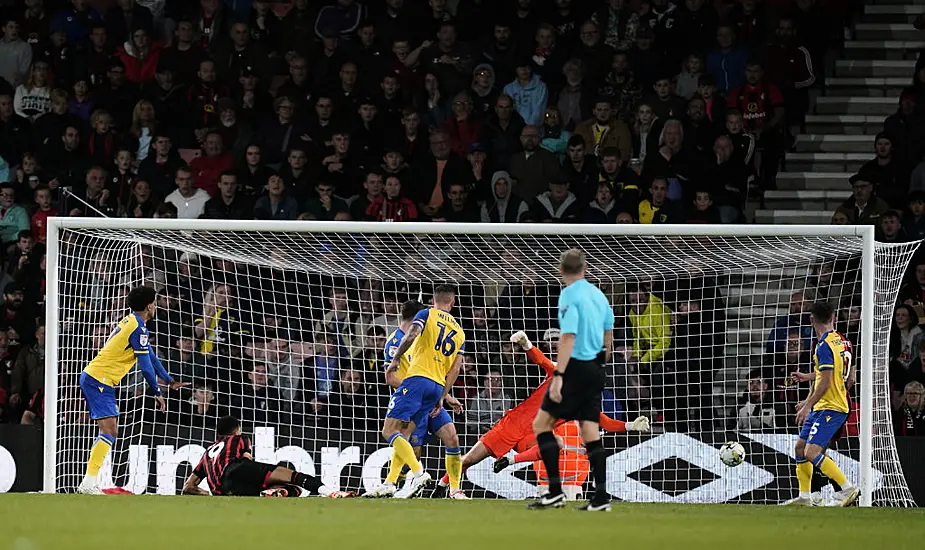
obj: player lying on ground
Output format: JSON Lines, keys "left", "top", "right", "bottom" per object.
{"left": 366, "top": 300, "right": 467, "bottom": 499}
{"left": 183, "top": 415, "right": 354, "bottom": 498}
{"left": 787, "top": 301, "right": 859, "bottom": 507}
{"left": 78, "top": 286, "right": 189, "bottom": 495}
{"left": 437, "top": 331, "right": 649, "bottom": 489}
{"left": 378, "top": 285, "right": 466, "bottom": 499}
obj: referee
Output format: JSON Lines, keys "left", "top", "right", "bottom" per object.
{"left": 530, "top": 248, "right": 614, "bottom": 511}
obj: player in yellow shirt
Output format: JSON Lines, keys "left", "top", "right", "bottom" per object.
{"left": 366, "top": 300, "right": 465, "bottom": 499}
{"left": 77, "top": 286, "right": 187, "bottom": 494}
{"left": 788, "top": 301, "right": 859, "bottom": 507}
{"left": 380, "top": 285, "right": 466, "bottom": 499}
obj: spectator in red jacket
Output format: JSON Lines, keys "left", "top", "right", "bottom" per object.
{"left": 441, "top": 89, "right": 484, "bottom": 156}
{"left": 366, "top": 175, "right": 418, "bottom": 222}
{"left": 115, "top": 26, "right": 164, "bottom": 84}
{"left": 763, "top": 16, "right": 815, "bottom": 127}
{"left": 190, "top": 131, "right": 234, "bottom": 196}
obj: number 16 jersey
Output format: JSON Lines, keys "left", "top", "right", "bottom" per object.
{"left": 406, "top": 307, "right": 466, "bottom": 386}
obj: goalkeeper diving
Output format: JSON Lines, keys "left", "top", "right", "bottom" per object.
{"left": 437, "top": 330, "right": 649, "bottom": 491}
{"left": 78, "top": 286, "right": 189, "bottom": 495}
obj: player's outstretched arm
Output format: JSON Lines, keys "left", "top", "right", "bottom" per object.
{"left": 389, "top": 324, "right": 421, "bottom": 373}
{"left": 150, "top": 345, "right": 189, "bottom": 391}
{"left": 182, "top": 472, "right": 209, "bottom": 496}
{"left": 510, "top": 331, "right": 556, "bottom": 376}
{"left": 600, "top": 414, "right": 650, "bottom": 433}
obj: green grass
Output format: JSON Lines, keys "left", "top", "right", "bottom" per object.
{"left": 3, "top": 494, "right": 925, "bottom": 550}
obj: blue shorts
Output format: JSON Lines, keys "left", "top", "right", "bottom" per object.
{"left": 386, "top": 376, "right": 444, "bottom": 443}
{"left": 799, "top": 409, "right": 848, "bottom": 447}
{"left": 408, "top": 408, "right": 453, "bottom": 447}
{"left": 80, "top": 372, "right": 119, "bottom": 420}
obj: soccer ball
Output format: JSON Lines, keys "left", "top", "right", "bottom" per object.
{"left": 719, "top": 442, "right": 746, "bottom": 467}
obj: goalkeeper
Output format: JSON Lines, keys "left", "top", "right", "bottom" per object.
{"left": 439, "top": 331, "right": 649, "bottom": 488}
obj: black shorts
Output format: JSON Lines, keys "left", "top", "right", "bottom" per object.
{"left": 540, "top": 358, "right": 606, "bottom": 422}
{"left": 221, "top": 460, "right": 276, "bottom": 496}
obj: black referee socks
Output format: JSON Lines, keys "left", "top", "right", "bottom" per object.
{"left": 537, "top": 431, "right": 562, "bottom": 495}
{"left": 291, "top": 471, "right": 322, "bottom": 494}
{"left": 585, "top": 439, "right": 608, "bottom": 501}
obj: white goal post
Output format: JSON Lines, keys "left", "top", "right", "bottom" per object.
{"left": 43, "top": 219, "right": 919, "bottom": 506}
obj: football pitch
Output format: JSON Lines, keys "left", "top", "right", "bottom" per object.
{"left": 3, "top": 494, "right": 924, "bottom": 550}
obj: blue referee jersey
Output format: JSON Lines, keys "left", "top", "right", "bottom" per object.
{"left": 558, "top": 279, "right": 615, "bottom": 360}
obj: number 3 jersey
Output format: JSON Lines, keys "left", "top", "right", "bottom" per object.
{"left": 406, "top": 307, "right": 466, "bottom": 386}
{"left": 813, "top": 330, "right": 851, "bottom": 414}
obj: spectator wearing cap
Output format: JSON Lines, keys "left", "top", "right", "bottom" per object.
{"left": 190, "top": 131, "right": 234, "bottom": 196}
{"left": 254, "top": 174, "right": 298, "bottom": 220}
{"left": 904, "top": 191, "right": 925, "bottom": 241}
{"left": 471, "top": 63, "right": 499, "bottom": 118}
{"left": 0, "top": 18, "right": 33, "bottom": 89}
{"left": 142, "top": 59, "right": 183, "bottom": 123}
{"left": 314, "top": 0, "right": 365, "bottom": 42}
{"left": 39, "top": 22, "right": 74, "bottom": 89}
{"left": 442, "top": 90, "right": 484, "bottom": 156}
{"left": 842, "top": 172, "right": 889, "bottom": 225}
{"left": 574, "top": 96, "right": 632, "bottom": 161}
{"left": 49, "top": 0, "right": 102, "bottom": 46}
{"left": 211, "top": 21, "right": 270, "bottom": 83}
{"left": 531, "top": 179, "right": 580, "bottom": 223}
{"left": 627, "top": 24, "right": 660, "bottom": 92}
{"left": 165, "top": 165, "right": 210, "bottom": 218}
{"left": 105, "top": 0, "right": 154, "bottom": 46}
{"left": 885, "top": 88, "right": 925, "bottom": 172}
{"left": 859, "top": 133, "right": 910, "bottom": 209}
{"left": 482, "top": 170, "right": 529, "bottom": 223}
{"left": 706, "top": 24, "right": 748, "bottom": 95}
{"left": 116, "top": 26, "right": 165, "bottom": 84}
{"left": 508, "top": 124, "right": 562, "bottom": 201}
{"left": 763, "top": 16, "right": 815, "bottom": 129}
{"left": 464, "top": 142, "right": 493, "bottom": 200}
{"left": 502, "top": 57, "right": 548, "bottom": 128}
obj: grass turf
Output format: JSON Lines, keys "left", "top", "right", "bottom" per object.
{"left": 3, "top": 494, "right": 924, "bottom": 550}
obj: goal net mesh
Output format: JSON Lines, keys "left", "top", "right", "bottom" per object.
{"left": 50, "top": 226, "right": 919, "bottom": 506}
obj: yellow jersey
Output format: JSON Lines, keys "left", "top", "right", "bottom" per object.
{"left": 406, "top": 307, "right": 466, "bottom": 386}
{"left": 84, "top": 313, "right": 150, "bottom": 387}
{"left": 384, "top": 327, "right": 413, "bottom": 381}
{"left": 812, "top": 330, "right": 851, "bottom": 413}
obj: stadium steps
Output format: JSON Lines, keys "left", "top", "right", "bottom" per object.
{"left": 761, "top": 190, "right": 850, "bottom": 211}
{"left": 833, "top": 59, "right": 914, "bottom": 77}
{"left": 783, "top": 152, "right": 868, "bottom": 172}
{"left": 842, "top": 40, "right": 924, "bottom": 60}
{"left": 854, "top": 23, "right": 923, "bottom": 40}
{"left": 815, "top": 96, "right": 899, "bottom": 115}
{"left": 804, "top": 114, "right": 885, "bottom": 135}
{"left": 794, "top": 134, "right": 873, "bottom": 153}
{"left": 823, "top": 78, "right": 907, "bottom": 98}
{"left": 870, "top": 0, "right": 925, "bottom": 5}
{"left": 776, "top": 172, "right": 852, "bottom": 190}
{"left": 753, "top": 209, "right": 833, "bottom": 224}
{"left": 862, "top": 4, "right": 920, "bottom": 23}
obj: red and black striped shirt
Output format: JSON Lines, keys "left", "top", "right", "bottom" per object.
{"left": 193, "top": 435, "right": 251, "bottom": 495}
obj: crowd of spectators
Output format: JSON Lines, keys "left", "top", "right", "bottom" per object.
{"left": 0, "top": 0, "right": 922, "bottom": 452}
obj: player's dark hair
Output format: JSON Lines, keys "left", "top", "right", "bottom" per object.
{"left": 810, "top": 301, "right": 836, "bottom": 324}
{"left": 127, "top": 286, "right": 157, "bottom": 312}
{"left": 433, "top": 284, "right": 456, "bottom": 302}
{"left": 216, "top": 415, "right": 240, "bottom": 437}
{"left": 400, "top": 300, "right": 425, "bottom": 322}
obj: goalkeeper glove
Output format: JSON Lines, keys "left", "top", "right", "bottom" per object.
{"left": 626, "top": 416, "right": 651, "bottom": 432}
{"left": 509, "top": 331, "right": 532, "bottom": 350}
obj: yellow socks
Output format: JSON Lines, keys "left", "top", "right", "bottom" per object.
{"left": 812, "top": 454, "right": 848, "bottom": 487}
{"left": 796, "top": 458, "right": 813, "bottom": 494}
{"left": 388, "top": 432, "right": 422, "bottom": 474}
{"left": 446, "top": 447, "right": 462, "bottom": 490}
{"left": 86, "top": 434, "right": 116, "bottom": 477}
{"left": 385, "top": 452, "right": 406, "bottom": 484}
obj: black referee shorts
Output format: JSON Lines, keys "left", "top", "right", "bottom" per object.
{"left": 221, "top": 460, "right": 277, "bottom": 496}
{"left": 540, "top": 358, "right": 606, "bottom": 422}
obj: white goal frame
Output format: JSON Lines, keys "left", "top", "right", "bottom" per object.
{"left": 43, "top": 219, "right": 883, "bottom": 505}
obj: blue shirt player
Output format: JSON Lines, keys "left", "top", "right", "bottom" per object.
{"left": 367, "top": 299, "right": 466, "bottom": 499}
{"left": 77, "top": 286, "right": 188, "bottom": 494}
{"left": 380, "top": 285, "right": 466, "bottom": 499}
{"left": 531, "top": 248, "right": 615, "bottom": 512}
{"left": 789, "top": 300, "right": 859, "bottom": 507}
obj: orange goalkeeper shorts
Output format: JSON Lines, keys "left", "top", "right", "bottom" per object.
{"left": 480, "top": 419, "right": 536, "bottom": 458}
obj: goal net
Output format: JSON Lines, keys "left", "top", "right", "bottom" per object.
{"left": 45, "top": 220, "right": 919, "bottom": 506}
